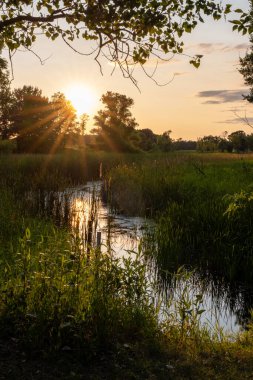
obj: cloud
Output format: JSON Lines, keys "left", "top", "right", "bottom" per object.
{"left": 196, "top": 43, "right": 224, "bottom": 53}
{"left": 174, "top": 72, "right": 188, "bottom": 76}
{"left": 232, "top": 43, "right": 250, "bottom": 51}
{"left": 189, "top": 43, "right": 249, "bottom": 54}
{"left": 197, "top": 89, "right": 247, "bottom": 104}
{"left": 204, "top": 100, "right": 222, "bottom": 104}
{"left": 216, "top": 117, "right": 253, "bottom": 125}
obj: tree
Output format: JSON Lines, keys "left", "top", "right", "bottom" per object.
{"left": 50, "top": 92, "right": 77, "bottom": 140}
{"left": 65, "top": 112, "right": 88, "bottom": 148}
{"left": 246, "top": 133, "right": 253, "bottom": 151}
{"left": 0, "top": 2, "right": 248, "bottom": 83}
{"left": 0, "top": 56, "right": 13, "bottom": 139}
{"left": 239, "top": 48, "right": 253, "bottom": 102}
{"left": 78, "top": 113, "right": 89, "bottom": 137}
{"left": 196, "top": 135, "right": 220, "bottom": 152}
{"left": 239, "top": 1, "right": 253, "bottom": 102}
{"left": 11, "top": 86, "right": 51, "bottom": 152}
{"left": 228, "top": 130, "right": 248, "bottom": 153}
{"left": 172, "top": 138, "right": 197, "bottom": 151}
{"left": 157, "top": 130, "right": 172, "bottom": 152}
{"left": 11, "top": 87, "right": 77, "bottom": 153}
{"left": 137, "top": 128, "right": 157, "bottom": 151}
{"left": 217, "top": 138, "right": 233, "bottom": 153}
{"left": 93, "top": 92, "right": 138, "bottom": 152}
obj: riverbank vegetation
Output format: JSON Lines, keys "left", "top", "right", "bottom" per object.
{"left": 105, "top": 152, "right": 253, "bottom": 327}
{"left": 0, "top": 151, "right": 253, "bottom": 378}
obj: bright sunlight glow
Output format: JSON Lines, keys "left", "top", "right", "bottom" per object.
{"left": 64, "top": 85, "right": 97, "bottom": 116}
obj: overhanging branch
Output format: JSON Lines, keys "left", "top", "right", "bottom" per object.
{"left": 0, "top": 12, "right": 73, "bottom": 32}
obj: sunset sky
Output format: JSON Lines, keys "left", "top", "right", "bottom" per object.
{"left": 4, "top": 0, "right": 252, "bottom": 140}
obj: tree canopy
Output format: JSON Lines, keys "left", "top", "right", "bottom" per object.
{"left": 93, "top": 91, "right": 138, "bottom": 151}
{"left": 0, "top": 56, "right": 12, "bottom": 139}
{"left": 239, "top": 1, "right": 253, "bottom": 103}
{"left": 0, "top": 1, "right": 250, "bottom": 82}
{"left": 9, "top": 86, "right": 77, "bottom": 153}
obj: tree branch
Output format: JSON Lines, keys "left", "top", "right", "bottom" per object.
{"left": 0, "top": 12, "right": 72, "bottom": 32}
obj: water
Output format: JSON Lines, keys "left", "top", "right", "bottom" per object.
{"left": 35, "top": 181, "right": 252, "bottom": 333}
{"left": 63, "top": 181, "right": 151, "bottom": 256}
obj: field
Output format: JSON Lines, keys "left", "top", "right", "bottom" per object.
{"left": 1, "top": 150, "right": 253, "bottom": 379}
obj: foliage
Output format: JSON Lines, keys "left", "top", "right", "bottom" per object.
{"left": 104, "top": 153, "right": 253, "bottom": 326}
{"left": 228, "top": 130, "right": 248, "bottom": 153}
{"left": 239, "top": 1, "right": 253, "bottom": 102}
{"left": 10, "top": 87, "right": 77, "bottom": 153}
{"left": 172, "top": 138, "right": 197, "bottom": 151}
{"left": 93, "top": 91, "right": 138, "bottom": 152}
{"left": 197, "top": 135, "right": 220, "bottom": 152}
{"left": 0, "top": 228, "right": 155, "bottom": 352}
{"left": 0, "top": 56, "right": 13, "bottom": 139}
{"left": 78, "top": 113, "right": 88, "bottom": 136}
{"left": 239, "top": 46, "right": 253, "bottom": 102}
{"left": 196, "top": 131, "right": 253, "bottom": 153}
{"left": 157, "top": 130, "right": 173, "bottom": 152}
{"left": 137, "top": 128, "right": 157, "bottom": 151}
{"left": 0, "top": 1, "right": 248, "bottom": 82}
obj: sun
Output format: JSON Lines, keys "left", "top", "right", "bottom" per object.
{"left": 64, "top": 85, "right": 97, "bottom": 116}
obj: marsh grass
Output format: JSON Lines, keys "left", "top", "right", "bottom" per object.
{"left": 0, "top": 222, "right": 159, "bottom": 354}
{"left": 104, "top": 153, "right": 253, "bottom": 328}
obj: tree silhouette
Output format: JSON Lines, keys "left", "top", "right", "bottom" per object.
{"left": 11, "top": 87, "right": 76, "bottom": 153}
{"left": 157, "top": 130, "right": 172, "bottom": 152}
{"left": 228, "top": 130, "right": 248, "bottom": 153}
{"left": 138, "top": 128, "right": 157, "bottom": 151}
{"left": 0, "top": 56, "right": 13, "bottom": 139}
{"left": 93, "top": 92, "right": 138, "bottom": 152}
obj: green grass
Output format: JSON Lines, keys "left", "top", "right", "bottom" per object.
{"left": 104, "top": 152, "right": 253, "bottom": 328}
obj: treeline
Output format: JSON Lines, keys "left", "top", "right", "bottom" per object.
{"left": 197, "top": 131, "right": 253, "bottom": 153}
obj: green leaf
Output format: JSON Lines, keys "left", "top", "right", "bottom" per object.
{"left": 25, "top": 228, "right": 31, "bottom": 240}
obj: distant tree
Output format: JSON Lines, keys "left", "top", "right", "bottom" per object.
{"left": 196, "top": 135, "right": 220, "bottom": 152}
{"left": 78, "top": 113, "right": 89, "bottom": 136}
{"left": 93, "top": 92, "right": 138, "bottom": 152}
{"left": 228, "top": 130, "right": 248, "bottom": 152}
{"left": 137, "top": 128, "right": 157, "bottom": 151}
{"left": 172, "top": 138, "right": 197, "bottom": 151}
{"left": 157, "top": 130, "right": 172, "bottom": 152}
{"left": 217, "top": 138, "right": 233, "bottom": 153}
{"left": 65, "top": 112, "right": 88, "bottom": 148}
{"left": 246, "top": 133, "right": 253, "bottom": 151}
{"left": 0, "top": 56, "right": 13, "bottom": 139}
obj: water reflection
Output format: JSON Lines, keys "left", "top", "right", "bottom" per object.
{"left": 152, "top": 251, "right": 253, "bottom": 331}
{"left": 33, "top": 181, "right": 149, "bottom": 256}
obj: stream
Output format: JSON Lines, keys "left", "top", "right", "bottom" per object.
{"left": 38, "top": 181, "right": 253, "bottom": 334}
